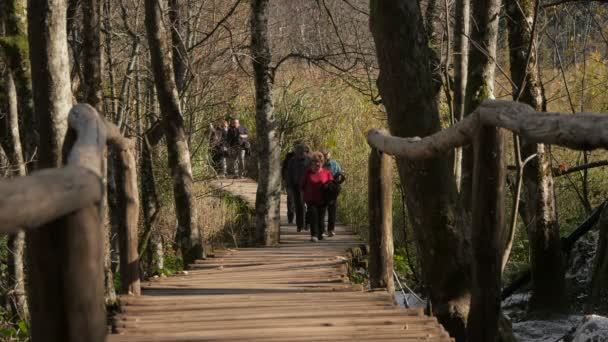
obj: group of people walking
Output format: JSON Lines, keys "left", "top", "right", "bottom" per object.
{"left": 208, "top": 118, "right": 250, "bottom": 177}
{"left": 282, "top": 143, "right": 345, "bottom": 242}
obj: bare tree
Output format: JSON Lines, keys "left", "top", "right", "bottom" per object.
{"left": 145, "top": 0, "right": 204, "bottom": 265}
{"left": 251, "top": 0, "right": 281, "bottom": 245}
{"left": 370, "top": 1, "right": 470, "bottom": 340}
{"left": 506, "top": 0, "right": 566, "bottom": 312}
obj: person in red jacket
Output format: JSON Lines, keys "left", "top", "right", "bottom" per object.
{"left": 300, "top": 151, "right": 333, "bottom": 242}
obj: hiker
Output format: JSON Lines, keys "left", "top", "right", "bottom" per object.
{"left": 226, "top": 118, "right": 250, "bottom": 178}
{"left": 321, "top": 149, "right": 345, "bottom": 237}
{"left": 286, "top": 143, "right": 310, "bottom": 232}
{"left": 300, "top": 151, "right": 333, "bottom": 242}
{"left": 208, "top": 119, "right": 228, "bottom": 177}
{"left": 281, "top": 145, "right": 297, "bottom": 224}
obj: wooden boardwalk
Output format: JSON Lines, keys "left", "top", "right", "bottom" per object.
{"left": 109, "top": 178, "right": 452, "bottom": 341}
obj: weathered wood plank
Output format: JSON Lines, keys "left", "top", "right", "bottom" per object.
{"left": 111, "top": 179, "right": 452, "bottom": 341}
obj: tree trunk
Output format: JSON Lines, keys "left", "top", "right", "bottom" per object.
{"left": 82, "top": 0, "right": 102, "bottom": 109}
{"left": 506, "top": 0, "right": 566, "bottom": 312}
{"left": 368, "top": 148, "right": 394, "bottom": 294}
{"left": 82, "top": 0, "right": 117, "bottom": 306}
{"left": 370, "top": 1, "right": 470, "bottom": 340}
{"left": 0, "top": 58, "right": 29, "bottom": 320}
{"left": 461, "top": 0, "right": 502, "bottom": 209}
{"left": 25, "top": 1, "right": 106, "bottom": 340}
{"left": 590, "top": 208, "right": 608, "bottom": 313}
{"left": 453, "top": 0, "right": 469, "bottom": 191}
{"left": 0, "top": 0, "right": 37, "bottom": 162}
{"left": 467, "top": 125, "right": 507, "bottom": 342}
{"left": 145, "top": 0, "right": 204, "bottom": 265}
{"left": 168, "top": 0, "right": 187, "bottom": 93}
{"left": 251, "top": 0, "right": 281, "bottom": 246}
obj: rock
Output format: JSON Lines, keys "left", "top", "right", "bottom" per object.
{"left": 570, "top": 315, "right": 608, "bottom": 342}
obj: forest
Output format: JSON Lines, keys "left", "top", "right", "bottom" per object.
{"left": 1, "top": 0, "right": 608, "bottom": 341}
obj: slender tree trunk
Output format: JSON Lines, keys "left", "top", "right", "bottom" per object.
{"left": 506, "top": 0, "right": 566, "bottom": 312}
{"left": 461, "top": 0, "right": 502, "bottom": 209}
{"left": 251, "top": 0, "right": 281, "bottom": 246}
{"left": 0, "top": 0, "right": 36, "bottom": 164}
{"left": 145, "top": 0, "right": 204, "bottom": 265}
{"left": 370, "top": 1, "right": 470, "bottom": 340}
{"left": 83, "top": 0, "right": 117, "bottom": 306}
{"left": 0, "top": 62, "right": 29, "bottom": 320}
{"left": 590, "top": 208, "right": 608, "bottom": 312}
{"left": 82, "top": 0, "right": 103, "bottom": 109}
{"left": 25, "top": 0, "right": 90, "bottom": 340}
{"left": 453, "top": 0, "right": 469, "bottom": 191}
{"left": 168, "top": 0, "right": 187, "bottom": 93}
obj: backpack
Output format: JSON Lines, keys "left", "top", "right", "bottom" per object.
{"left": 323, "top": 180, "right": 341, "bottom": 205}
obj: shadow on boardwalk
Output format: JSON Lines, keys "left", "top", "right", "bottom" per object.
{"left": 109, "top": 178, "right": 453, "bottom": 341}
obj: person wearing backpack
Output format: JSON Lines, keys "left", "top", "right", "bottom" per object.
{"left": 300, "top": 151, "right": 333, "bottom": 242}
{"left": 286, "top": 144, "right": 310, "bottom": 232}
{"left": 321, "top": 149, "right": 345, "bottom": 237}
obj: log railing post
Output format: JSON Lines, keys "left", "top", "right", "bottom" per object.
{"left": 106, "top": 123, "right": 141, "bottom": 296}
{"left": 368, "top": 147, "right": 395, "bottom": 294}
{"left": 24, "top": 104, "right": 107, "bottom": 342}
{"left": 467, "top": 124, "right": 507, "bottom": 342}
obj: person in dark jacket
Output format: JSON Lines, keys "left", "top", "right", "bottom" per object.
{"left": 281, "top": 148, "right": 296, "bottom": 224}
{"left": 226, "top": 118, "right": 249, "bottom": 177}
{"left": 208, "top": 119, "right": 228, "bottom": 177}
{"left": 286, "top": 144, "right": 310, "bottom": 231}
{"left": 301, "top": 151, "right": 333, "bottom": 242}
{"left": 321, "top": 149, "right": 345, "bottom": 237}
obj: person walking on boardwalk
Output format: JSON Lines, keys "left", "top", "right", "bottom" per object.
{"left": 281, "top": 145, "right": 297, "bottom": 224}
{"left": 286, "top": 143, "right": 310, "bottom": 231}
{"left": 226, "top": 118, "right": 250, "bottom": 178}
{"left": 321, "top": 149, "right": 345, "bottom": 237}
{"left": 208, "top": 119, "right": 228, "bottom": 177}
{"left": 300, "top": 151, "right": 333, "bottom": 242}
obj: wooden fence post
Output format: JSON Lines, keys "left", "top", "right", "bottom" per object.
{"left": 25, "top": 105, "right": 107, "bottom": 342}
{"left": 115, "top": 143, "right": 141, "bottom": 295}
{"left": 368, "top": 147, "right": 395, "bottom": 294}
{"left": 467, "top": 124, "right": 507, "bottom": 342}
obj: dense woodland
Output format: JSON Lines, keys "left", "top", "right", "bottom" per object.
{"left": 1, "top": 0, "right": 608, "bottom": 341}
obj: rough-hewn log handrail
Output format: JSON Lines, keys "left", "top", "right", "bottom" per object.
{"left": 366, "top": 99, "right": 608, "bottom": 341}
{"left": 367, "top": 99, "right": 608, "bottom": 156}
{"left": 0, "top": 104, "right": 106, "bottom": 234}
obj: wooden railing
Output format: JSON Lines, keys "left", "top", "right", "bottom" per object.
{"left": 0, "top": 104, "right": 140, "bottom": 342}
{"left": 366, "top": 99, "right": 608, "bottom": 341}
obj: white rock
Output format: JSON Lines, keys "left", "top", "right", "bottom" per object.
{"left": 572, "top": 315, "right": 608, "bottom": 342}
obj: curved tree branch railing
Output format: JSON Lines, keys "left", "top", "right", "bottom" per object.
{"left": 0, "top": 104, "right": 140, "bottom": 342}
{"left": 366, "top": 99, "right": 608, "bottom": 342}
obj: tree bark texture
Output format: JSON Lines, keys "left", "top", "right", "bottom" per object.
{"left": 506, "top": 0, "right": 566, "bottom": 312}
{"left": 168, "top": 0, "right": 187, "bottom": 93}
{"left": 25, "top": 1, "right": 88, "bottom": 340}
{"left": 368, "top": 148, "right": 394, "bottom": 293}
{"left": 369, "top": 1, "right": 470, "bottom": 340}
{"left": 23, "top": 104, "right": 105, "bottom": 342}
{"left": 82, "top": 0, "right": 103, "bottom": 109}
{"left": 467, "top": 125, "right": 507, "bottom": 342}
{"left": 590, "top": 208, "right": 608, "bottom": 312}
{"left": 461, "top": 0, "right": 502, "bottom": 210}
{"left": 0, "top": 0, "right": 37, "bottom": 162}
{"left": 145, "top": 0, "right": 204, "bottom": 265}
{"left": 0, "top": 61, "right": 29, "bottom": 320}
{"left": 251, "top": 0, "right": 281, "bottom": 246}
{"left": 452, "top": 0, "right": 469, "bottom": 192}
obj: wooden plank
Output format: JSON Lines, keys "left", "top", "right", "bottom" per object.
{"left": 111, "top": 179, "right": 453, "bottom": 341}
